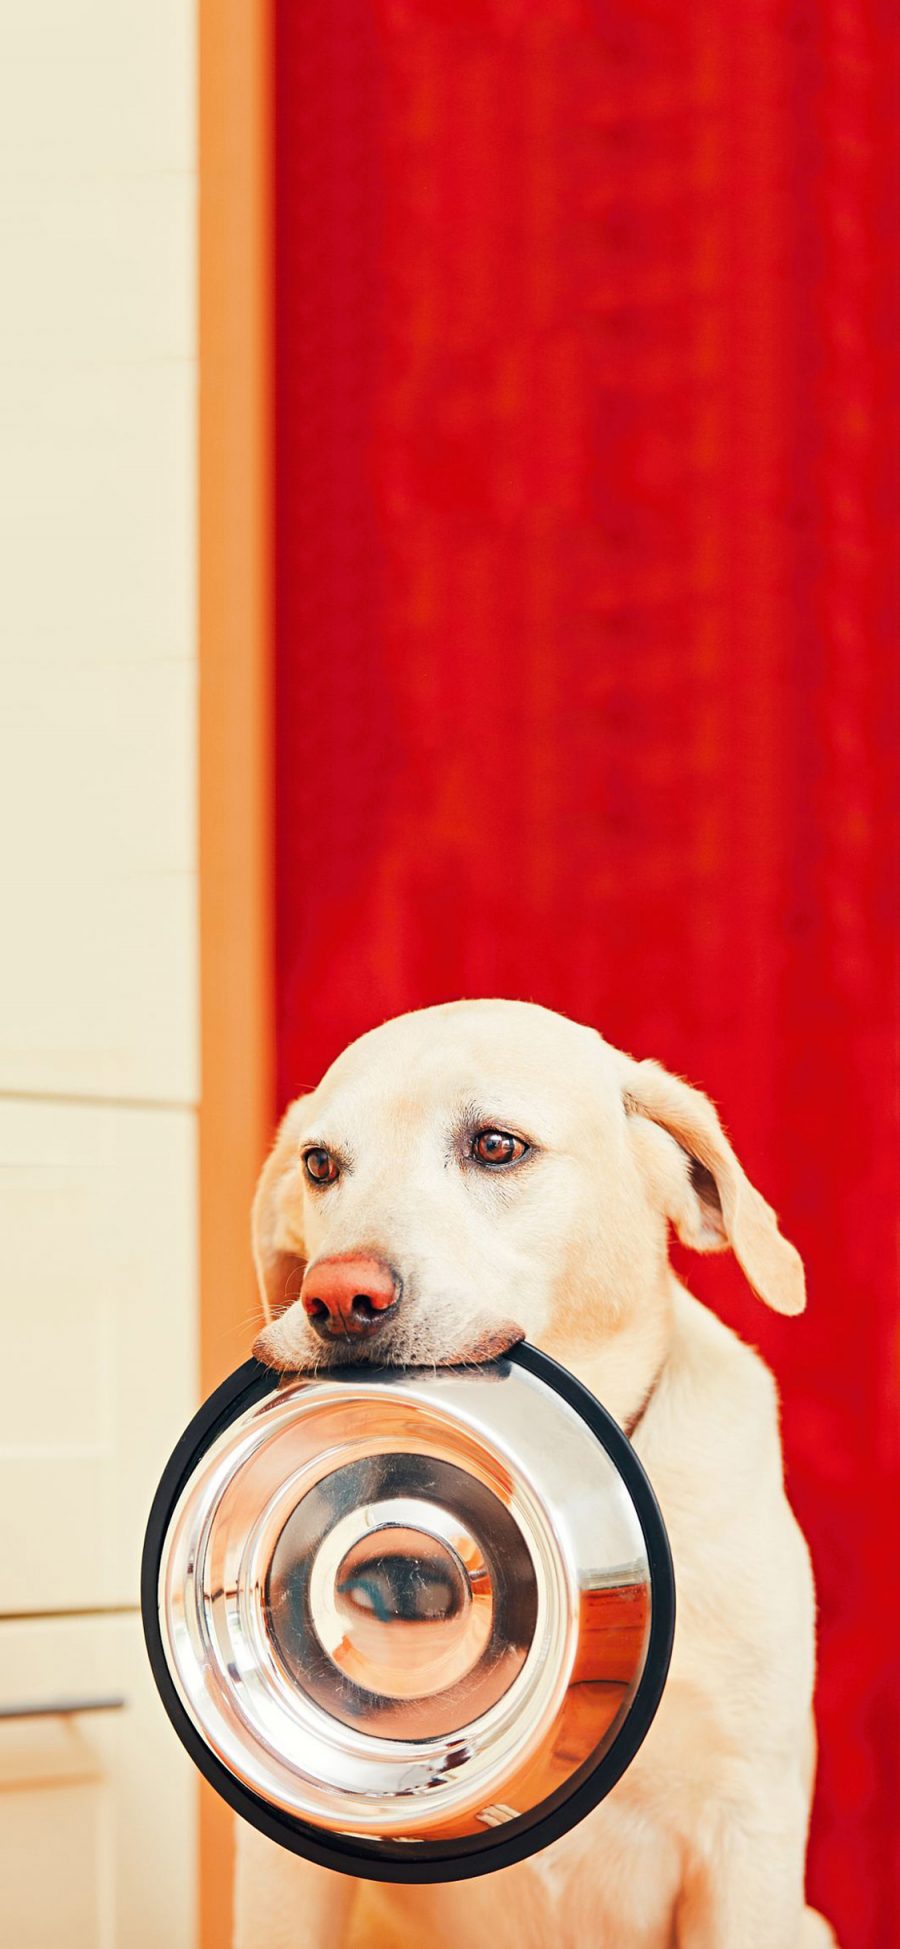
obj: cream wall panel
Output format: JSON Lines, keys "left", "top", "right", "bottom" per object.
{"left": 0, "top": 0, "right": 197, "bottom": 1098}
{"left": 0, "top": 175, "right": 193, "bottom": 365}
{"left": 0, "top": 360, "right": 194, "bottom": 671}
{"left": 0, "top": 1611, "right": 196, "bottom": 1949}
{"left": 0, "top": 2, "right": 192, "bottom": 173}
{"left": 0, "top": 1099, "right": 197, "bottom": 1614}
{"left": 0, "top": 650, "right": 197, "bottom": 1101}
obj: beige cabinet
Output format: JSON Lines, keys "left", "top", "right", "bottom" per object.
{"left": 0, "top": 0, "right": 200, "bottom": 1942}
{"left": 0, "top": 1613, "right": 196, "bottom": 1949}
{"left": 0, "top": 1099, "right": 197, "bottom": 1617}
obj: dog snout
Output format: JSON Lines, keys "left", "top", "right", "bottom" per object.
{"left": 299, "top": 1254, "right": 400, "bottom": 1341}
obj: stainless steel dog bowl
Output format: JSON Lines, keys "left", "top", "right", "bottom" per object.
{"left": 142, "top": 1344, "right": 673, "bottom": 1881}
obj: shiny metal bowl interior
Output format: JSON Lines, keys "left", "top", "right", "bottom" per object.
{"left": 149, "top": 1348, "right": 671, "bottom": 1875}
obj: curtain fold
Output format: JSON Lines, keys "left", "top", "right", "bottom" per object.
{"left": 275, "top": 8, "right": 900, "bottom": 1940}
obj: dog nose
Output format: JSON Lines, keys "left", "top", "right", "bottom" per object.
{"left": 299, "top": 1255, "right": 400, "bottom": 1340}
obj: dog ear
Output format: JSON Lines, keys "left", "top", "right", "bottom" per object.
{"left": 622, "top": 1058, "right": 805, "bottom": 1316}
{"left": 252, "top": 1098, "right": 309, "bottom": 1322}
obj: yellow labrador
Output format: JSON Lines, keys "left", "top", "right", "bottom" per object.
{"left": 235, "top": 1000, "right": 837, "bottom": 1949}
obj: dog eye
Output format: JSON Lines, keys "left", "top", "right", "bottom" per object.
{"left": 471, "top": 1129, "right": 528, "bottom": 1167}
{"left": 303, "top": 1147, "right": 340, "bottom": 1185}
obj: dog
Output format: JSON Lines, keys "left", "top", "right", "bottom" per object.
{"left": 233, "top": 999, "right": 838, "bottom": 1949}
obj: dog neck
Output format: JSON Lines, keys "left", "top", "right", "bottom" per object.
{"left": 560, "top": 1307, "right": 672, "bottom": 1442}
{"left": 623, "top": 1359, "right": 666, "bottom": 1441}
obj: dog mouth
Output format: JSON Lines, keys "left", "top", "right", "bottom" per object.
{"left": 252, "top": 1314, "right": 526, "bottom": 1376}
{"left": 455, "top": 1319, "right": 527, "bottom": 1364}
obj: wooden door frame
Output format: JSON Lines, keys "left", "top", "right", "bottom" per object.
{"left": 198, "top": 2, "right": 274, "bottom": 1942}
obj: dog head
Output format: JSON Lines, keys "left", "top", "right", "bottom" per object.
{"left": 252, "top": 1001, "right": 803, "bottom": 1411}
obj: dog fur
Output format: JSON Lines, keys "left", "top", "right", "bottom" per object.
{"left": 234, "top": 1000, "right": 837, "bottom": 1949}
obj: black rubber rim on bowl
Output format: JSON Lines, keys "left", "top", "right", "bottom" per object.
{"left": 141, "top": 1342, "right": 675, "bottom": 1883}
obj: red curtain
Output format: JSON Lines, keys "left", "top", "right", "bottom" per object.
{"left": 274, "top": 6, "right": 900, "bottom": 1941}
